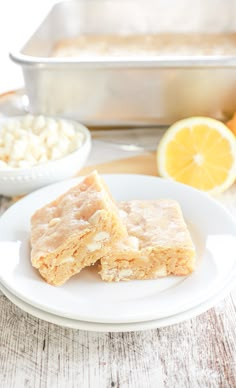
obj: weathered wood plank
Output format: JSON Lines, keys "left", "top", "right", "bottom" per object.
{"left": 0, "top": 293, "right": 236, "bottom": 388}
{"left": 0, "top": 196, "right": 12, "bottom": 216}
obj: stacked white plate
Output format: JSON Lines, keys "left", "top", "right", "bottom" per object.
{"left": 0, "top": 174, "right": 236, "bottom": 332}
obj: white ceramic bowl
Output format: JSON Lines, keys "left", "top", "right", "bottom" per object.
{"left": 0, "top": 117, "right": 91, "bottom": 197}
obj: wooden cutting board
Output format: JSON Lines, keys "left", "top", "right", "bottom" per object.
{"left": 79, "top": 152, "right": 158, "bottom": 176}
{"left": 12, "top": 152, "right": 157, "bottom": 202}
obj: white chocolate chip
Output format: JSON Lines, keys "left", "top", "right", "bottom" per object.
{"left": 119, "top": 269, "right": 133, "bottom": 278}
{"left": 48, "top": 217, "right": 61, "bottom": 227}
{"left": 128, "top": 236, "right": 140, "bottom": 250}
{"left": 93, "top": 232, "right": 110, "bottom": 242}
{"left": 105, "top": 268, "right": 134, "bottom": 280}
{"left": 154, "top": 266, "right": 167, "bottom": 277}
{"left": 86, "top": 241, "right": 102, "bottom": 252}
{"left": 119, "top": 209, "right": 127, "bottom": 218}
{"left": 88, "top": 210, "right": 102, "bottom": 225}
{"left": 60, "top": 256, "right": 75, "bottom": 264}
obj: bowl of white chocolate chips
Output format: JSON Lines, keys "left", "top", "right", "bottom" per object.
{"left": 0, "top": 115, "right": 91, "bottom": 196}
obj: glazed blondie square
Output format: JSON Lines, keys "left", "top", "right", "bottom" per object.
{"left": 100, "top": 199, "right": 195, "bottom": 282}
{"left": 30, "top": 171, "right": 128, "bottom": 286}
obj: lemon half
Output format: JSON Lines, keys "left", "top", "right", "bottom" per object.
{"left": 157, "top": 117, "right": 236, "bottom": 193}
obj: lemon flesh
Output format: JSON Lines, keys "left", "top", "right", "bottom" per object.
{"left": 157, "top": 117, "right": 236, "bottom": 193}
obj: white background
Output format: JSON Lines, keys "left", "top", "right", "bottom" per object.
{"left": 0, "top": 0, "right": 57, "bottom": 93}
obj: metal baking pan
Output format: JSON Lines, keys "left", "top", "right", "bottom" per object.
{"left": 10, "top": 0, "right": 236, "bottom": 127}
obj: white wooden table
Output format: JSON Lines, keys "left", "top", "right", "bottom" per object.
{"left": 0, "top": 137, "right": 236, "bottom": 388}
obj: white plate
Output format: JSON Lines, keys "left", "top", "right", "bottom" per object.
{"left": 1, "top": 269, "right": 235, "bottom": 332}
{"left": 0, "top": 174, "right": 236, "bottom": 324}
